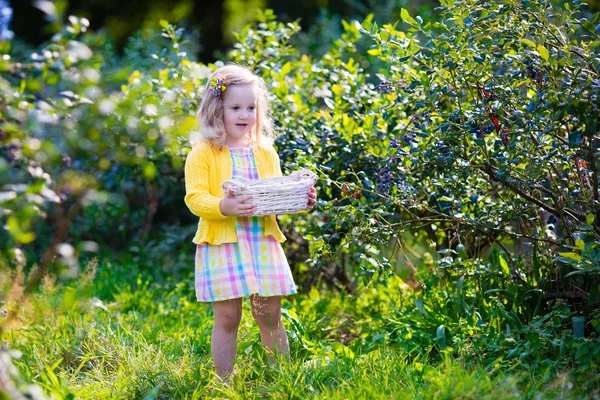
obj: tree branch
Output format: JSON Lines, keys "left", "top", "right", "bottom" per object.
{"left": 480, "top": 163, "right": 562, "bottom": 216}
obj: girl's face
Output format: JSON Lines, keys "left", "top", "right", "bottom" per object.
{"left": 222, "top": 84, "right": 257, "bottom": 147}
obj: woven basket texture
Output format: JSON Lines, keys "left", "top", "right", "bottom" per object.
{"left": 221, "top": 169, "right": 317, "bottom": 216}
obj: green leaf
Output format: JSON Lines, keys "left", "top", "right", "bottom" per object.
{"left": 558, "top": 252, "right": 581, "bottom": 262}
{"left": 280, "top": 62, "right": 292, "bottom": 77}
{"left": 565, "top": 268, "right": 599, "bottom": 277}
{"left": 324, "top": 97, "right": 335, "bottom": 110}
{"left": 484, "top": 289, "right": 508, "bottom": 295}
{"left": 331, "top": 341, "right": 355, "bottom": 359}
{"left": 159, "top": 20, "right": 169, "bottom": 29}
{"left": 400, "top": 8, "right": 418, "bottom": 26}
{"left": 354, "top": 20, "right": 366, "bottom": 33}
{"left": 436, "top": 325, "right": 447, "bottom": 350}
{"left": 143, "top": 163, "right": 157, "bottom": 180}
{"left": 415, "top": 298, "right": 427, "bottom": 314}
{"left": 281, "top": 308, "right": 306, "bottom": 335}
{"left": 16, "top": 232, "right": 36, "bottom": 244}
{"left": 499, "top": 255, "right": 510, "bottom": 276}
{"left": 537, "top": 44, "right": 549, "bottom": 61}
{"left": 520, "top": 38, "right": 537, "bottom": 48}
{"left": 587, "top": 214, "right": 595, "bottom": 225}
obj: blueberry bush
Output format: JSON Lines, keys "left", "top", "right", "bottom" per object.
{"left": 227, "top": 0, "right": 600, "bottom": 324}
{"left": 333, "top": 0, "right": 600, "bottom": 325}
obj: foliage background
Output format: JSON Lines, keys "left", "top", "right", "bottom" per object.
{"left": 10, "top": 0, "right": 600, "bottom": 62}
{"left": 1, "top": 0, "right": 600, "bottom": 398}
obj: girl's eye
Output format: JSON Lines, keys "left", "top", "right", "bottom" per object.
{"left": 248, "top": 106, "right": 255, "bottom": 111}
{"left": 232, "top": 106, "right": 239, "bottom": 110}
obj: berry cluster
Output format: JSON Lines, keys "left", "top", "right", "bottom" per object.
{"left": 399, "top": 112, "right": 432, "bottom": 143}
{"left": 413, "top": 112, "right": 430, "bottom": 134}
{"left": 523, "top": 59, "right": 545, "bottom": 84}
{"left": 375, "top": 157, "right": 407, "bottom": 195}
{"left": 389, "top": 138, "right": 410, "bottom": 156}
{"left": 317, "top": 126, "right": 333, "bottom": 146}
{"left": 396, "top": 176, "right": 410, "bottom": 196}
{"left": 0, "top": 143, "right": 19, "bottom": 164}
{"left": 400, "top": 84, "right": 415, "bottom": 94}
{"left": 377, "top": 163, "right": 395, "bottom": 194}
{"left": 377, "top": 80, "right": 394, "bottom": 94}
{"left": 467, "top": 120, "right": 495, "bottom": 139}
{"left": 436, "top": 141, "right": 451, "bottom": 158}
{"left": 526, "top": 65, "right": 541, "bottom": 80}
{"left": 402, "top": 132, "right": 416, "bottom": 143}
{"left": 413, "top": 111, "right": 430, "bottom": 127}
{"left": 448, "top": 111, "right": 461, "bottom": 122}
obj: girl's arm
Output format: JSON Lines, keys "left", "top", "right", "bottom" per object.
{"left": 184, "top": 148, "right": 227, "bottom": 220}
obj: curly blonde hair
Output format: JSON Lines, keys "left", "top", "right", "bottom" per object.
{"left": 196, "top": 64, "right": 274, "bottom": 147}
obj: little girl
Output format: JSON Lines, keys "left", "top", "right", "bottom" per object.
{"left": 184, "top": 64, "right": 317, "bottom": 378}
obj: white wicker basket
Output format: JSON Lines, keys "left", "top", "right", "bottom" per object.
{"left": 221, "top": 169, "right": 317, "bottom": 216}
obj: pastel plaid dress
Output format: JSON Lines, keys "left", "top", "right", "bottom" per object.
{"left": 194, "top": 146, "right": 297, "bottom": 302}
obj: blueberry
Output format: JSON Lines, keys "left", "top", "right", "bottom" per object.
{"left": 377, "top": 81, "right": 394, "bottom": 94}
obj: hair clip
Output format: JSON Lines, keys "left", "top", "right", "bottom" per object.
{"left": 208, "top": 75, "right": 226, "bottom": 97}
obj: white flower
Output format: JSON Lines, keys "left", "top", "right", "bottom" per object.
{"left": 68, "top": 40, "right": 93, "bottom": 60}
{"left": 190, "top": 64, "right": 212, "bottom": 80}
{"left": 83, "top": 67, "right": 100, "bottom": 83}
{"left": 162, "top": 90, "right": 176, "bottom": 103}
{"left": 313, "top": 87, "right": 333, "bottom": 98}
{"left": 98, "top": 99, "right": 115, "bottom": 115}
{"left": 143, "top": 104, "right": 158, "bottom": 116}
{"left": 158, "top": 116, "right": 172, "bottom": 129}
{"left": 56, "top": 243, "right": 75, "bottom": 258}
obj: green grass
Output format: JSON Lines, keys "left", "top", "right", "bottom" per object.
{"left": 1, "top": 261, "right": 598, "bottom": 399}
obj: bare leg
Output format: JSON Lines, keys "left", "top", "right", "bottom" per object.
{"left": 211, "top": 298, "right": 242, "bottom": 377}
{"left": 250, "top": 295, "right": 289, "bottom": 356}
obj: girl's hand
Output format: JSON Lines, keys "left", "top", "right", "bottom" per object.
{"left": 307, "top": 186, "right": 317, "bottom": 209}
{"left": 220, "top": 188, "right": 257, "bottom": 217}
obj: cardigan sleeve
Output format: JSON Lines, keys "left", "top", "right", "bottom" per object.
{"left": 184, "top": 146, "right": 227, "bottom": 220}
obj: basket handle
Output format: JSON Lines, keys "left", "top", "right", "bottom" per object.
{"left": 292, "top": 169, "right": 318, "bottom": 183}
{"left": 221, "top": 180, "right": 246, "bottom": 194}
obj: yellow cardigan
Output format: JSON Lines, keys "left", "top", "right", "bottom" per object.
{"left": 184, "top": 141, "right": 286, "bottom": 245}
